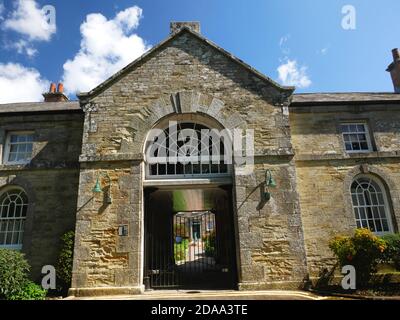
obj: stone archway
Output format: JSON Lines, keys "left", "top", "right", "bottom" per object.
{"left": 118, "top": 91, "right": 247, "bottom": 155}
{"left": 139, "top": 96, "right": 240, "bottom": 290}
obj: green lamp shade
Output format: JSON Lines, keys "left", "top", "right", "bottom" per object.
{"left": 265, "top": 170, "right": 277, "bottom": 188}
{"left": 92, "top": 178, "right": 102, "bottom": 193}
{"left": 268, "top": 176, "right": 277, "bottom": 188}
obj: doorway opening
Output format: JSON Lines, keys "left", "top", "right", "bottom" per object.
{"left": 143, "top": 186, "right": 237, "bottom": 290}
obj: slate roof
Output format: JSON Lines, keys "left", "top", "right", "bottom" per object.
{"left": 1, "top": 93, "right": 399, "bottom": 113}
{"left": 0, "top": 101, "right": 81, "bottom": 114}
{"left": 291, "top": 92, "right": 400, "bottom": 105}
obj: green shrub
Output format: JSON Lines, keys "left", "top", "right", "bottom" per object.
{"left": 329, "top": 228, "right": 387, "bottom": 287}
{"left": 0, "top": 248, "right": 30, "bottom": 299}
{"left": 381, "top": 233, "right": 400, "bottom": 270}
{"left": 0, "top": 248, "right": 46, "bottom": 300}
{"left": 174, "top": 238, "right": 189, "bottom": 261}
{"left": 8, "top": 281, "right": 47, "bottom": 300}
{"left": 204, "top": 231, "right": 216, "bottom": 257}
{"left": 56, "top": 231, "right": 75, "bottom": 287}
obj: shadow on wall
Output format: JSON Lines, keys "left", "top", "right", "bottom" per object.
{"left": 0, "top": 118, "right": 83, "bottom": 282}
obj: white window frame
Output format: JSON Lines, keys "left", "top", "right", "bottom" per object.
{"left": 0, "top": 188, "right": 28, "bottom": 250}
{"left": 350, "top": 174, "right": 394, "bottom": 236}
{"left": 3, "top": 131, "right": 34, "bottom": 165}
{"left": 144, "top": 122, "right": 232, "bottom": 180}
{"left": 340, "top": 122, "right": 373, "bottom": 153}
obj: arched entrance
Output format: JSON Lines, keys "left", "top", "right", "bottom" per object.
{"left": 142, "top": 115, "right": 238, "bottom": 290}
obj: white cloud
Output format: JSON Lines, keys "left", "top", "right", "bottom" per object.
{"left": 116, "top": 7, "right": 142, "bottom": 31}
{"left": 62, "top": 6, "right": 150, "bottom": 94}
{"left": 320, "top": 47, "right": 329, "bottom": 55}
{"left": 317, "top": 45, "right": 330, "bottom": 56}
{"left": 0, "top": 63, "right": 49, "bottom": 103}
{"left": 3, "top": 0, "right": 56, "bottom": 41}
{"left": 10, "top": 40, "right": 38, "bottom": 57}
{"left": 0, "top": 2, "right": 5, "bottom": 21}
{"left": 277, "top": 59, "right": 311, "bottom": 88}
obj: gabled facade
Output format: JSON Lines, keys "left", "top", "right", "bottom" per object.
{"left": 0, "top": 22, "right": 399, "bottom": 296}
{"left": 71, "top": 23, "right": 307, "bottom": 295}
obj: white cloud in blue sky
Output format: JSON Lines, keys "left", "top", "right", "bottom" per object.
{"left": 3, "top": 0, "right": 56, "bottom": 41}
{"left": 317, "top": 46, "right": 330, "bottom": 56}
{"left": 62, "top": 5, "right": 150, "bottom": 94}
{"left": 0, "top": 63, "right": 49, "bottom": 103}
{"left": 7, "top": 39, "right": 38, "bottom": 58}
{"left": 0, "top": 2, "right": 4, "bottom": 21}
{"left": 2, "top": 0, "right": 55, "bottom": 59}
{"left": 277, "top": 34, "right": 311, "bottom": 89}
{"left": 0, "top": 0, "right": 399, "bottom": 102}
{"left": 277, "top": 59, "right": 312, "bottom": 89}
{"left": 0, "top": 0, "right": 52, "bottom": 102}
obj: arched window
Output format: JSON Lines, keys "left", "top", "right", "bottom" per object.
{"left": 145, "top": 122, "right": 231, "bottom": 179}
{"left": 350, "top": 175, "right": 393, "bottom": 235}
{"left": 0, "top": 188, "right": 28, "bottom": 249}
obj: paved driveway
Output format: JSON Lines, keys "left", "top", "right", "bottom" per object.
{"left": 67, "top": 290, "right": 329, "bottom": 300}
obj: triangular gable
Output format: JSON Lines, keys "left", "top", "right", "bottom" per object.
{"left": 77, "top": 27, "right": 294, "bottom": 101}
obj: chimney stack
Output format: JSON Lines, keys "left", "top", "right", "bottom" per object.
{"left": 392, "top": 48, "right": 400, "bottom": 61}
{"left": 43, "top": 82, "right": 69, "bottom": 102}
{"left": 387, "top": 48, "right": 400, "bottom": 93}
{"left": 49, "top": 83, "right": 56, "bottom": 93}
{"left": 170, "top": 21, "right": 200, "bottom": 35}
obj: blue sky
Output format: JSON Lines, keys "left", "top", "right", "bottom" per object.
{"left": 0, "top": 0, "right": 399, "bottom": 103}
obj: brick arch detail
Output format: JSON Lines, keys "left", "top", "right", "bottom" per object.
{"left": 123, "top": 91, "right": 247, "bottom": 154}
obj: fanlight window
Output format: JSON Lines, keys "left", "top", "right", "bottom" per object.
{"left": 350, "top": 176, "right": 393, "bottom": 234}
{"left": 145, "top": 122, "right": 231, "bottom": 179}
{"left": 0, "top": 189, "right": 28, "bottom": 249}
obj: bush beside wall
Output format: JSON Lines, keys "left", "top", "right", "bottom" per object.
{"left": 381, "top": 233, "right": 400, "bottom": 271}
{"left": 329, "top": 229, "right": 387, "bottom": 287}
{"left": 0, "top": 248, "right": 46, "bottom": 300}
{"left": 56, "top": 230, "right": 75, "bottom": 293}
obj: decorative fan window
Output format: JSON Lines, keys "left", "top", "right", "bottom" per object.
{"left": 0, "top": 188, "right": 28, "bottom": 249}
{"left": 350, "top": 175, "right": 393, "bottom": 235}
{"left": 145, "top": 122, "right": 231, "bottom": 179}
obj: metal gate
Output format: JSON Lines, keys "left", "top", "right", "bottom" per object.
{"left": 144, "top": 187, "right": 237, "bottom": 289}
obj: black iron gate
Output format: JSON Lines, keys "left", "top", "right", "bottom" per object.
{"left": 144, "top": 187, "right": 237, "bottom": 290}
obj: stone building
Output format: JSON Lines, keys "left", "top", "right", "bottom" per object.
{"left": 0, "top": 22, "right": 399, "bottom": 296}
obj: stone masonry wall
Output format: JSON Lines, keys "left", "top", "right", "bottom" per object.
{"left": 291, "top": 105, "right": 400, "bottom": 278}
{"left": 0, "top": 112, "right": 83, "bottom": 281}
{"left": 72, "top": 30, "right": 308, "bottom": 294}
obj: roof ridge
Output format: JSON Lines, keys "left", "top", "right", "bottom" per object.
{"left": 0, "top": 101, "right": 79, "bottom": 106}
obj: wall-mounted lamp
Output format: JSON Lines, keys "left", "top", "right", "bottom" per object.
{"left": 263, "top": 169, "right": 277, "bottom": 202}
{"left": 92, "top": 172, "right": 112, "bottom": 204}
